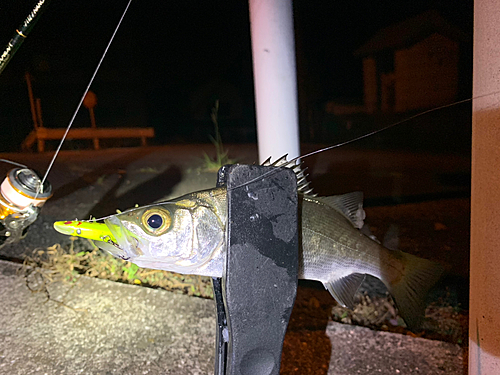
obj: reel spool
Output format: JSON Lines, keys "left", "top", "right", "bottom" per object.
{"left": 0, "top": 168, "right": 52, "bottom": 248}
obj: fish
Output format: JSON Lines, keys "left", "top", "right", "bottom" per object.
{"left": 53, "top": 156, "right": 443, "bottom": 330}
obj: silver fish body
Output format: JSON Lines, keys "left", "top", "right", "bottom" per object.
{"left": 91, "top": 188, "right": 375, "bottom": 282}
{"left": 54, "top": 155, "right": 443, "bottom": 329}
{"left": 56, "top": 185, "right": 442, "bottom": 329}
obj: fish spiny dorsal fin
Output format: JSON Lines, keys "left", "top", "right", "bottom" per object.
{"left": 261, "top": 154, "right": 317, "bottom": 196}
{"left": 318, "top": 192, "right": 366, "bottom": 229}
{"left": 261, "top": 156, "right": 272, "bottom": 165}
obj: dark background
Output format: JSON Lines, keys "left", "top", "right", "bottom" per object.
{"left": 0, "top": 0, "right": 473, "bottom": 152}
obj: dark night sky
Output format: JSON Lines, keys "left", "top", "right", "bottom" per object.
{"left": 0, "top": 0, "right": 473, "bottom": 151}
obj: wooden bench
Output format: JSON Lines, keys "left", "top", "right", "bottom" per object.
{"left": 23, "top": 126, "right": 155, "bottom": 152}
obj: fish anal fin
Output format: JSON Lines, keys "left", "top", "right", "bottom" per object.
{"left": 324, "top": 273, "right": 366, "bottom": 309}
{"left": 319, "top": 192, "right": 366, "bottom": 229}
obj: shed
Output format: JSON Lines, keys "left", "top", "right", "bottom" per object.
{"left": 355, "top": 10, "right": 469, "bottom": 113}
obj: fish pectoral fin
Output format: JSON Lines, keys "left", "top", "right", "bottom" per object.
{"left": 324, "top": 273, "right": 366, "bottom": 309}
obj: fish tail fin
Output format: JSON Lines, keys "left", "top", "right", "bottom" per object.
{"left": 384, "top": 251, "right": 444, "bottom": 331}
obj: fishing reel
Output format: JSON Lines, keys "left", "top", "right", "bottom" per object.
{"left": 0, "top": 168, "right": 52, "bottom": 249}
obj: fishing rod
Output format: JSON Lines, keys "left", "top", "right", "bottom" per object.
{"left": 0, "top": 1, "right": 53, "bottom": 248}
{"left": 0, "top": 0, "right": 52, "bottom": 75}
{"left": 0, "top": 0, "right": 132, "bottom": 249}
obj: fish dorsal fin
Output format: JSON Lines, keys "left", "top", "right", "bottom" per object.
{"left": 261, "top": 154, "right": 316, "bottom": 196}
{"left": 318, "top": 192, "right": 366, "bottom": 229}
{"left": 324, "top": 273, "right": 366, "bottom": 309}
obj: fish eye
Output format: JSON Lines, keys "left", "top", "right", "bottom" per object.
{"left": 141, "top": 209, "right": 171, "bottom": 235}
{"left": 147, "top": 214, "right": 163, "bottom": 228}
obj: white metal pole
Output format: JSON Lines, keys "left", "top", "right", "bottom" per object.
{"left": 469, "top": 0, "right": 500, "bottom": 373}
{"left": 248, "top": 0, "right": 300, "bottom": 164}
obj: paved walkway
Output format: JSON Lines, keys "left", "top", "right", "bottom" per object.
{"left": 0, "top": 260, "right": 464, "bottom": 375}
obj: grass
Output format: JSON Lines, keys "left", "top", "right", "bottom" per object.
{"left": 22, "top": 238, "right": 214, "bottom": 299}
{"left": 22, "top": 237, "right": 466, "bottom": 346}
{"left": 330, "top": 291, "right": 467, "bottom": 345}
{"left": 202, "top": 100, "right": 236, "bottom": 171}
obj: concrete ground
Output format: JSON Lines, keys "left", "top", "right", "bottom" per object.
{"left": 0, "top": 144, "right": 470, "bottom": 374}
{"left": 0, "top": 260, "right": 464, "bottom": 375}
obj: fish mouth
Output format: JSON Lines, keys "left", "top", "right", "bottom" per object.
{"left": 53, "top": 219, "right": 138, "bottom": 259}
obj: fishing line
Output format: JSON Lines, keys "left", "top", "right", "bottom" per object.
{"left": 0, "top": 159, "right": 28, "bottom": 168}
{"left": 40, "top": 83, "right": 496, "bottom": 204}
{"left": 295, "top": 90, "right": 500, "bottom": 162}
{"left": 227, "top": 93, "right": 488, "bottom": 193}
{"left": 35, "top": 0, "right": 134, "bottom": 199}
{"left": 86, "top": 89, "right": 498, "bottom": 223}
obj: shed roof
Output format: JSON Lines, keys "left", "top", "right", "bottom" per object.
{"left": 354, "top": 10, "right": 469, "bottom": 57}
